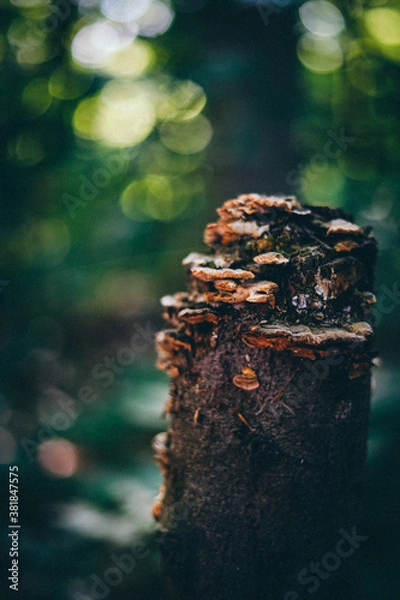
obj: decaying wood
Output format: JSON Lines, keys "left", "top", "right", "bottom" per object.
{"left": 153, "top": 194, "right": 377, "bottom": 600}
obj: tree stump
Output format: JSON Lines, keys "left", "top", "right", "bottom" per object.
{"left": 153, "top": 194, "right": 377, "bottom": 600}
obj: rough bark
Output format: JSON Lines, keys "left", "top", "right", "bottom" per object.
{"left": 153, "top": 194, "right": 377, "bottom": 600}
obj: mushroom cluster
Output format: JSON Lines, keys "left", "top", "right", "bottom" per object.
{"left": 153, "top": 194, "right": 377, "bottom": 530}
{"left": 181, "top": 194, "right": 375, "bottom": 320}
{"left": 157, "top": 194, "right": 377, "bottom": 378}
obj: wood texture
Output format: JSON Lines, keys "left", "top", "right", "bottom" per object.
{"left": 153, "top": 194, "right": 376, "bottom": 600}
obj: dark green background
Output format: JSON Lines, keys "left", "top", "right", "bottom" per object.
{"left": 0, "top": 1, "right": 399, "bottom": 598}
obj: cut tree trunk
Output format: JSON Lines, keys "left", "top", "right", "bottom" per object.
{"left": 153, "top": 194, "right": 377, "bottom": 600}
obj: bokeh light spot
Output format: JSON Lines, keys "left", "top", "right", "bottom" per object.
{"left": 73, "top": 82, "right": 157, "bottom": 147}
{"left": 140, "top": 143, "right": 204, "bottom": 175}
{"left": 360, "top": 194, "right": 393, "bottom": 222}
{"left": 101, "top": 39, "right": 155, "bottom": 78}
{"left": 144, "top": 174, "right": 188, "bottom": 220}
{"left": 121, "top": 175, "right": 190, "bottom": 221}
{"left": 22, "top": 79, "right": 52, "bottom": 116}
{"left": 8, "top": 18, "right": 52, "bottom": 66}
{"left": 364, "top": 8, "right": 400, "bottom": 46}
{"left": 160, "top": 115, "right": 213, "bottom": 154}
{"left": 301, "top": 165, "right": 345, "bottom": 206}
{"left": 101, "top": 0, "right": 151, "bottom": 23}
{"left": 120, "top": 180, "right": 150, "bottom": 221}
{"left": 96, "top": 81, "right": 157, "bottom": 147}
{"left": 297, "top": 33, "right": 343, "bottom": 73}
{"left": 137, "top": 1, "right": 175, "bottom": 37}
{"left": 49, "top": 66, "right": 93, "bottom": 100}
{"left": 299, "top": 1, "right": 345, "bottom": 37}
{"left": 364, "top": 8, "right": 400, "bottom": 62}
{"left": 72, "top": 97, "right": 98, "bottom": 140}
{"left": 8, "top": 132, "right": 45, "bottom": 166}
{"left": 38, "top": 439, "right": 79, "bottom": 478}
{"left": 157, "top": 80, "right": 207, "bottom": 122}
{"left": 71, "top": 20, "right": 134, "bottom": 69}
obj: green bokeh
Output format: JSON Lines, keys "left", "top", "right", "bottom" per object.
{"left": 0, "top": 1, "right": 399, "bottom": 598}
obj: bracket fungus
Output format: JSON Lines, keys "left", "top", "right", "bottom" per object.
{"left": 232, "top": 367, "right": 260, "bottom": 390}
{"left": 253, "top": 251, "right": 289, "bottom": 265}
{"left": 190, "top": 266, "right": 255, "bottom": 282}
{"left": 153, "top": 194, "right": 377, "bottom": 600}
{"left": 326, "top": 218, "right": 362, "bottom": 236}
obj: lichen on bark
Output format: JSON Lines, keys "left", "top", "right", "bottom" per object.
{"left": 153, "top": 194, "right": 377, "bottom": 600}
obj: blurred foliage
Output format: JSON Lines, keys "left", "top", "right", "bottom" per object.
{"left": 292, "top": 0, "right": 400, "bottom": 352}
{"left": 0, "top": 0, "right": 399, "bottom": 598}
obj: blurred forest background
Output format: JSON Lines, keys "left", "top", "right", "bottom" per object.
{"left": 0, "top": 0, "right": 399, "bottom": 598}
